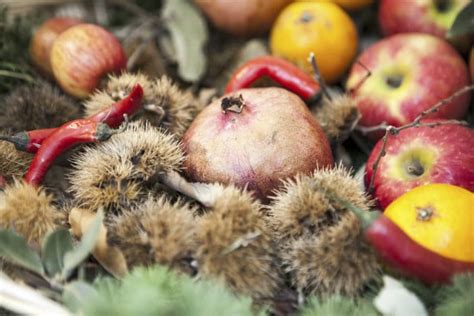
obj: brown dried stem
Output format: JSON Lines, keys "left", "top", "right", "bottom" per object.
{"left": 367, "top": 85, "right": 473, "bottom": 193}
{"left": 348, "top": 60, "right": 372, "bottom": 95}
{"left": 308, "top": 52, "right": 332, "bottom": 101}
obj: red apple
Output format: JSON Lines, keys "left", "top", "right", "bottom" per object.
{"left": 365, "top": 120, "right": 474, "bottom": 209}
{"left": 346, "top": 33, "right": 470, "bottom": 139}
{"left": 366, "top": 214, "right": 474, "bottom": 284}
{"left": 195, "top": 0, "right": 291, "bottom": 37}
{"left": 379, "top": 0, "right": 470, "bottom": 38}
{"left": 29, "top": 17, "right": 82, "bottom": 76}
{"left": 182, "top": 88, "right": 333, "bottom": 202}
{"left": 50, "top": 24, "right": 127, "bottom": 99}
{"left": 470, "top": 46, "right": 474, "bottom": 81}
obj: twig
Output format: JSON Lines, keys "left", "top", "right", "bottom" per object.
{"left": 348, "top": 60, "right": 372, "bottom": 95}
{"left": 308, "top": 52, "right": 332, "bottom": 101}
{"left": 356, "top": 122, "right": 389, "bottom": 135}
{"left": 405, "top": 85, "right": 474, "bottom": 128}
{"left": 367, "top": 85, "right": 473, "bottom": 193}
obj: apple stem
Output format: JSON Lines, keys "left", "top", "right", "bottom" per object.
{"left": 367, "top": 85, "right": 474, "bottom": 194}
{"left": 308, "top": 52, "right": 332, "bottom": 102}
{"left": 405, "top": 159, "right": 424, "bottom": 177}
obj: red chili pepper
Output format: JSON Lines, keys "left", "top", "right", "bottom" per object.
{"left": 224, "top": 56, "right": 321, "bottom": 102}
{"left": 0, "top": 84, "right": 143, "bottom": 153}
{"left": 24, "top": 119, "right": 124, "bottom": 186}
{"left": 0, "top": 128, "right": 56, "bottom": 152}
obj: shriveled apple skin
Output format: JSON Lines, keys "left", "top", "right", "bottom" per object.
{"left": 182, "top": 88, "right": 333, "bottom": 201}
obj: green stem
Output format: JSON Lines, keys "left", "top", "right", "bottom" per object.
{"left": 0, "top": 69, "right": 36, "bottom": 84}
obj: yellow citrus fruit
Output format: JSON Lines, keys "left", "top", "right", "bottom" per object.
{"left": 270, "top": 1, "right": 358, "bottom": 83}
{"left": 384, "top": 183, "right": 474, "bottom": 262}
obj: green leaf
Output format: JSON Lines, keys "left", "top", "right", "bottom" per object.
{"left": 447, "top": 1, "right": 474, "bottom": 38}
{"left": 63, "top": 281, "right": 99, "bottom": 313}
{"left": 41, "top": 228, "right": 74, "bottom": 278}
{"left": 162, "top": 0, "right": 208, "bottom": 82}
{"left": 0, "top": 229, "right": 44, "bottom": 275}
{"left": 62, "top": 211, "right": 103, "bottom": 279}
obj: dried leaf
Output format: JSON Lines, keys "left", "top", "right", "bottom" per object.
{"left": 162, "top": 0, "right": 208, "bottom": 82}
{"left": 0, "top": 273, "right": 71, "bottom": 316}
{"left": 68, "top": 208, "right": 128, "bottom": 278}
{"left": 0, "top": 229, "right": 44, "bottom": 275}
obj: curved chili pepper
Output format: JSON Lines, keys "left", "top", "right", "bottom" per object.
{"left": 0, "top": 84, "right": 143, "bottom": 153}
{"left": 224, "top": 56, "right": 321, "bottom": 102}
{"left": 24, "top": 119, "right": 124, "bottom": 186}
{"left": 0, "top": 128, "right": 56, "bottom": 152}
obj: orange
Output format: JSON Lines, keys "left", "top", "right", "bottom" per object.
{"left": 270, "top": 1, "right": 358, "bottom": 83}
{"left": 384, "top": 183, "right": 474, "bottom": 262}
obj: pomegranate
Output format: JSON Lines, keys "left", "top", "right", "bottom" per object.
{"left": 182, "top": 88, "right": 333, "bottom": 202}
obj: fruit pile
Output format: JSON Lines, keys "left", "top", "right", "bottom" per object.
{"left": 0, "top": 1, "right": 473, "bottom": 315}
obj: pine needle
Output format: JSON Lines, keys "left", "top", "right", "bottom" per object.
{"left": 300, "top": 295, "right": 378, "bottom": 316}
{"left": 435, "top": 273, "right": 474, "bottom": 316}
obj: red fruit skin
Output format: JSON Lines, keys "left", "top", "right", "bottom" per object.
{"left": 378, "top": 0, "right": 469, "bottom": 38}
{"left": 182, "top": 88, "right": 333, "bottom": 202}
{"left": 29, "top": 17, "right": 82, "bottom": 76}
{"left": 365, "top": 120, "right": 474, "bottom": 209}
{"left": 224, "top": 56, "right": 320, "bottom": 102}
{"left": 50, "top": 24, "right": 127, "bottom": 99}
{"left": 347, "top": 34, "right": 470, "bottom": 139}
{"left": 470, "top": 47, "right": 474, "bottom": 82}
{"left": 366, "top": 215, "right": 474, "bottom": 284}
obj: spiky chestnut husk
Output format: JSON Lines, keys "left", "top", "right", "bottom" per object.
{"left": 0, "top": 140, "right": 32, "bottom": 179}
{"left": 268, "top": 165, "right": 381, "bottom": 298}
{"left": 195, "top": 184, "right": 283, "bottom": 302}
{"left": 0, "top": 83, "right": 80, "bottom": 132}
{"left": 0, "top": 181, "right": 63, "bottom": 245}
{"left": 84, "top": 74, "right": 203, "bottom": 138}
{"left": 68, "top": 121, "right": 184, "bottom": 212}
{"left": 83, "top": 72, "right": 154, "bottom": 114}
{"left": 312, "top": 94, "right": 360, "bottom": 144}
{"left": 107, "top": 197, "right": 198, "bottom": 274}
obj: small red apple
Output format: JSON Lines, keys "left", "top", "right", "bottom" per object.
{"left": 50, "top": 24, "right": 127, "bottom": 99}
{"left": 470, "top": 47, "right": 474, "bottom": 81}
{"left": 29, "top": 17, "right": 82, "bottom": 76}
{"left": 379, "top": 0, "right": 470, "bottom": 38}
{"left": 346, "top": 33, "right": 470, "bottom": 139}
{"left": 365, "top": 120, "right": 474, "bottom": 210}
{"left": 194, "top": 0, "right": 291, "bottom": 37}
{"left": 182, "top": 88, "right": 333, "bottom": 202}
